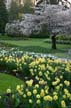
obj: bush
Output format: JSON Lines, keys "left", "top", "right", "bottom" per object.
{"left": 56, "top": 35, "right": 71, "bottom": 41}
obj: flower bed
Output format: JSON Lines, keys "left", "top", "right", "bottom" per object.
{"left": 0, "top": 48, "right": 71, "bottom": 108}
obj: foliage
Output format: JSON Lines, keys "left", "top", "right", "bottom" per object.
{"left": 23, "top": 0, "right": 34, "bottom": 13}
{"left": 56, "top": 35, "right": 71, "bottom": 41}
{"left": 8, "top": 1, "right": 23, "bottom": 21}
{"left": 0, "top": 0, "right": 8, "bottom": 33}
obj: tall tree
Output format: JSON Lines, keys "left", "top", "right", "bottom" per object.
{"left": 8, "top": 0, "right": 24, "bottom": 21}
{"left": 8, "top": 0, "right": 19, "bottom": 21}
{"left": 23, "top": 0, "right": 34, "bottom": 13}
{"left": 0, "top": 0, "right": 8, "bottom": 34}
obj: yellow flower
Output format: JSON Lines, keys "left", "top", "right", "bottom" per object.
{"left": 33, "top": 89, "right": 37, "bottom": 95}
{"left": 59, "top": 83, "right": 63, "bottom": 87}
{"left": 36, "top": 99, "right": 41, "bottom": 104}
{"left": 40, "top": 89, "right": 45, "bottom": 97}
{"left": 65, "top": 67, "right": 70, "bottom": 72}
{"left": 39, "top": 80, "right": 46, "bottom": 85}
{"left": 30, "top": 69, "right": 33, "bottom": 73}
{"left": 18, "top": 90, "right": 23, "bottom": 95}
{"left": 61, "top": 100, "right": 66, "bottom": 108}
{"left": 0, "top": 96, "right": 1, "bottom": 99}
{"left": 64, "top": 89, "right": 69, "bottom": 95}
{"left": 16, "top": 85, "right": 21, "bottom": 91}
{"left": 29, "top": 99, "right": 33, "bottom": 104}
{"left": 64, "top": 80, "right": 70, "bottom": 86}
{"left": 57, "top": 78, "right": 60, "bottom": 83}
{"left": 52, "top": 78, "right": 60, "bottom": 86}
{"left": 23, "top": 94, "right": 26, "bottom": 98}
{"left": 67, "top": 93, "right": 70, "bottom": 98}
{"left": 53, "top": 95, "right": 58, "bottom": 101}
{"left": 27, "top": 91, "right": 32, "bottom": 97}
{"left": 12, "top": 94, "right": 15, "bottom": 99}
{"left": 60, "top": 75, "right": 63, "bottom": 79}
{"left": 63, "top": 95, "right": 66, "bottom": 99}
{"left": 35, "top": 84, "right": 39, "bottom": 88}
{"left": 39, "top": 64, "right": 45, "bottom": 70}
{"left": 53, "top": 92, "right": 57, "bottom": 95}
{"left": 56, "top": 85, "right": 60, "bottom": 90}
{"left": 26, "top": 80, "right": 33, "bottom": 87}
{"left": 35, "top": 76, "right": 39, "bottom": 80}
{"left": 20, "top": 84, "right": 24, "bottom": 89}
{"left": 45, "top": 89, "right": 48, "bottom": 94}
{"left": 6, "top": 89, "right": 11, "bottom": 94}
{"left": 44, "top": 95, "right": 52, "bottom": 101}
{"left": 52, "top": 82, "right": 57, "bottom": 86}
{"left": 69, "top": 94, "right": 71, "bottom": 100}
{"left": 39, "top": 71, "right": 42, "bottom": 76}
{"left": 36, "top": 94, "right": 40, "bottom": 99}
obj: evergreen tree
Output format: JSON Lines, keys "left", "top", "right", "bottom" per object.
{"left": 8, "top": 0, "right": 24, "bottom": 21}
{"left": 0, "top": 0, "right": 8, "bottom": 34}
{"left": 8, "top": 0, "right": 19, "bottom": 21}
{"left": 23, "top": 0, "right": 34, "bottom": 13}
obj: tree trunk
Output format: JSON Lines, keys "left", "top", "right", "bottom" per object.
{"left": 51, "top": 35, "right": 56, "bottom": 49}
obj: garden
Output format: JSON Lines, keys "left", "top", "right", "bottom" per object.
{"left": 0, "top": 0, "right": 71, "bottom": 108}
{"left": 0, "top": 44, "right": 71, "bottom": 108}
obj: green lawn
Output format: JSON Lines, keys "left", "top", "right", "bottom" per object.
{"left": 0, "top": 73, "right": 24, "bottom": 94}
{"left": 0, "top": 37, "right": 71, "bottom": 59}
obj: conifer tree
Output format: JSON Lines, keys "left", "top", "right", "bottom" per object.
{"left": 9, "top": 0, "right": 24, "bottom": 21}
{"left": 23, "top": 0, "right": 34, "bottom": 13}
{"left": 0, "top": 0, "right": 8, "bottom": 34}
{"left": 8, "top": 0, "right": 19, "bottom": 21}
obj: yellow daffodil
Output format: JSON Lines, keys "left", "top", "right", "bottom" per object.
{"left": 61, "top": 100, "right": 66, "bottom": 108}
{"left": 27, "top": 91, "right": 32, "bottom": 97}
{"left": 6, "top": 88, "right": 11, "bottom": 94}
{"left": 29, "top": 99, "right": 33, "bottom": 104}
{"left": 33, "top": 89, "right": 37, "bottom": 95}
{"left": 64, "top": 80, "right": 70, "bottom": 86}
{"left": 36, "top": 99, "right": 41, "bottom": 104}
{"left": 44, "top": 95, "right": 52, "bottom": 101}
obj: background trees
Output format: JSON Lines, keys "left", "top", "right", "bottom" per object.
{"left": 8, "top": 0, "right": 24, "bottom": 21}
{"left": 49, "top": 0, "right": 59, "bottom": 4}
{"left": 8, "top": 0, "right": 34, "bottom": 21}
{"left": 0, "top": 0, "right": 8, "bottom": 34}
{"left": 23, "top": 0, "right": 34, "bottom": 13}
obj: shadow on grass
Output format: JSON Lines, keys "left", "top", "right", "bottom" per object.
{"left": 0, "top": 42, "right": 66, "bottom": 54}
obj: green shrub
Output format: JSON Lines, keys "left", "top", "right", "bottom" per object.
{"left": 56, "top": 35, "right": 71, "bottom": 41}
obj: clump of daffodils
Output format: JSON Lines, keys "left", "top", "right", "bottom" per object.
{"left": 26, "top": 79, "right": 33, "bottom": 87}
{"left": 0, "top": 53, "right": 71, "bottom": 108}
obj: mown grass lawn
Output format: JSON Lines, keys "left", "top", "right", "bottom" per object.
{"left": 0, "top": 73, "right": 24, "bottom": 94}
{"left": 0, "top": 36, "right": 71, "bottom": 59}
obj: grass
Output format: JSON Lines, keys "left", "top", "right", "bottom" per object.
{"left": 0, "top": 36, "right": 71, "bottom": 59}
{"left": 0, "top": 73, "right": 24, "bottom": 94}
